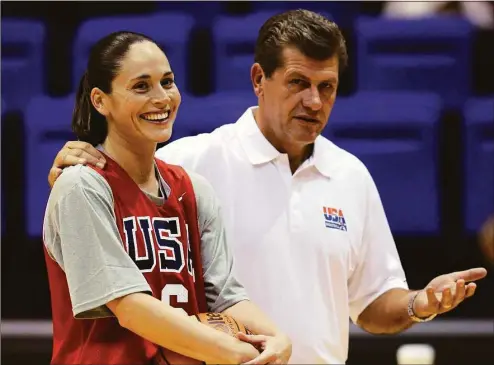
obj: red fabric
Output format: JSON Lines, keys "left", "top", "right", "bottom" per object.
{"left": 44, "top": 156, "right": 207, "bottom": 364}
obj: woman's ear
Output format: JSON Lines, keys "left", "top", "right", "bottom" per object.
{"left": 90, "top": 87, "right": 110, "bottom": 117}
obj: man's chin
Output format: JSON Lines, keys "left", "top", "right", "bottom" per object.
{"left": 293, "top": 131, "right": 320, "bottom": 146}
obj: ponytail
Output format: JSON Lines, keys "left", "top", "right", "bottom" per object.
{"left": 72, "top": 71, "right": 108, "bottom": 146}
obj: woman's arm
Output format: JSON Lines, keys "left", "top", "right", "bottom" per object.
{"left": 107, "top": 293, "right": 258, "bottom": 364}
{"left": 222, "top": 300, "right": 282, "bottom": 337}
{"left": 44, "top": 165, "right": 258, "bottom": 364}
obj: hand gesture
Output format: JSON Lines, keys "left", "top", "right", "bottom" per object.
{"left": 413, "top": 267, "right": 487, "bottom": 318}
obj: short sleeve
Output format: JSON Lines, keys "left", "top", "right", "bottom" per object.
{"left": 43, "top": 165, "right": 152, "bottom": 318}
{"left": 348, "top": 170, "right": 408, "bottom": 324}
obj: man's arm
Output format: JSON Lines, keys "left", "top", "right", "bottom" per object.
{"left": 188, "top": 170, "right": 292, "bottom": 364}
{"left": 358, "top": 271, "right": 485, "bottom": 335}
{"left": 349, "top": 167, "right": 486, "bottom": 335}
{"left": 45, "top": 166, "right": 259, "bottom": 364}
{"left": 356, "top": 288, "right": 415, "bottom": 334}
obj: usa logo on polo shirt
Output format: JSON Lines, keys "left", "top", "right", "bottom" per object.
{"left": 323, "top": 207, "right": 347, "bottom": 231}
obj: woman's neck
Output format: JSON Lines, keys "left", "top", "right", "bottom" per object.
{"left": 102, "top": 133, "right": 157, "bottom": 186}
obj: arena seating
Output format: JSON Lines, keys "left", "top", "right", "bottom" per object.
{"left": 327, "top": 91, "right": 444, "bottom": 234}
{"left": 24, "top": 94, "right": 77, "bottom": 237}
{"left": 355, "top": 16, "right": 473, "bottom": 109}
{"left": 1, "top": 19, "right": 46, "bottom": 112}
{"left": 464, "top": 97, "right": 494, "bottom": 232}
{"left": 2, "top": 5, "right": 492, "bottom": 238}
{"left": 72, "top": 13, "right": 195, "bottom": 92}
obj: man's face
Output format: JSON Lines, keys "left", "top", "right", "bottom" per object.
{"left": 253, "top": 46, "right": 339, "bottom": 151}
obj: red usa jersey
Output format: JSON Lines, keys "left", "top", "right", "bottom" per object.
{"left": 109, "top": 157, "right": 207, "bottom": 315}
{"left": 45, "top": 156, "right": 207, "bottom": 365}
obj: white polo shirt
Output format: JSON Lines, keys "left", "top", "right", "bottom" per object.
{"left": 156, "top": 107, "right": 408, "bottom": 364}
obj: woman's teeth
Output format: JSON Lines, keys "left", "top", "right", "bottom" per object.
{"left": 141, "top": 111, "right": 169, "bottom": 122}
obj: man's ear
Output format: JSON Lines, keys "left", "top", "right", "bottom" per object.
{"left": 251, "top": 63, "right": 265, "bottom": 97}
{"left": 90, "top": 87, "right": 110, "bottom": 117}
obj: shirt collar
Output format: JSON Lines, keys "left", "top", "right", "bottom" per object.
{"left": 235, "top": 106, "right": 334, "bottom": 178}
{"left": 235, "top": 107, "right": 281, "bottom": 165}
{"left": 312, "top": 136, "right": 334, "bottom": 178}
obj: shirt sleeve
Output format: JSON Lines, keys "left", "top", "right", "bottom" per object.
{"left": 348, "top": 169, "right": 409, "bottom": 324}
{"left": 185, "top": 169, "right": 250, "bottom": 313}
{"left": 43, "top": 165, "right": 152, "bottom": 319}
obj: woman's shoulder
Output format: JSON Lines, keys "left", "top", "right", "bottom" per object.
{"left": 50, "top": 164, "right": 112, "bottom": 201}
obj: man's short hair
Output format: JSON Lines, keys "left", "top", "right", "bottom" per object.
{"left": 255, "top": 9, "right": 348, "bottom": 78}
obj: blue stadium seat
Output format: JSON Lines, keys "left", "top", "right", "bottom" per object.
{"left": 1, "top": 19, "right": 46, "bottom": 112}
{"left": 464, "top": 97, "right": 494, "bottom": 233}
{"left": 176, "top": 91, "right": 257, "bottom": 137}
{"left": 25, "top": 94, "right": 77, "bottom": 237}
{"left": 356, "top": 16, "right": 473, "bottom": 109}
{"left": 326, "top": 91, "right": 444, "bottom": 234}
{"left": 212, "top": 11, "right": 331, "bottom": 92}
{"left": 72, "top": 13, "right": 194, "bottom": 91}
{"left": 212, "top": 11, "right": 279, "bottom": 92}
{"left": 155, "top": 1, "right": 221, "bottom": 27}
{"left": 250, "top": 1, "right": 356, "bottom": 28}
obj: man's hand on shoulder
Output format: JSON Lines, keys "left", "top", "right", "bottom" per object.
{"left": 48, "top": 141, "right": 106, "bottom": 188}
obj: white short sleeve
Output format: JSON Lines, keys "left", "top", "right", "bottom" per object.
{"left": 348, "top": 170, "right": 409, "bottom": 324}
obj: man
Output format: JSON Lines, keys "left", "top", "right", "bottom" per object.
{"left": 49, "top": 10, "right": 487, "bottom": 364}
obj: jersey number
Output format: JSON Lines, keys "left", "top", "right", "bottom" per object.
{"left": 161, "top": 283, "right": 189, "bottom": 306}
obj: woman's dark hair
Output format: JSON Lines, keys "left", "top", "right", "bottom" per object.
{"left": 255, "top": 9, "right": 348, "bottom": 78}
{"left": 72, "top": 31, "right": 155, "bottom": 146}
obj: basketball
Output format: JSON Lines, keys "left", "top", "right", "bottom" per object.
{"left": 157, "top": 313, "right": 253, "bottom": 365}
{"left": 195, "top": 312, "right": 254, "bottom": 336}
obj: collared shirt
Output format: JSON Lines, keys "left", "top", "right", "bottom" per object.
{"left": 156, "top": 107, "right": 408, "bottom": 364}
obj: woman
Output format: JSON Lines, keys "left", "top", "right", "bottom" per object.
{"left": 43, "top": 31, "right": 291, "bottom": 365}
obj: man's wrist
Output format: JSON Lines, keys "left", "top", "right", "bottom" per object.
{"left": 408, "top": 290, "right": 437, "bottom": 322}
